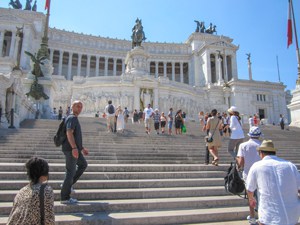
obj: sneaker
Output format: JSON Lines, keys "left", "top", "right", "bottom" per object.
{"left": 247, "top": 215, "right": 257, "bottom": 225}
{"left": 61, "top": 197, "right": 78, "bottom": 204}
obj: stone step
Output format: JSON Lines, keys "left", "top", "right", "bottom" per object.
{"left": 0, "top": 171, "right": 226, "bottom": 180}
{"left": 0, "top": 186, "right": 229, "bottom": 202}
{"left": 0, "top": 206, "right": 250, "bottom": 225}
{"left": 0, "top": 178, "right": 225, "bottom": 190}
{"left": 0, "top": 195, "right": 246, "bottom": 215}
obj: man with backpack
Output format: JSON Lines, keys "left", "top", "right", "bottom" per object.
{"left": 236, "top": 126, "right": 262, "bottom": 225}
{"left": 105, "top": 100, "right": 115, "bottom": 132}
{"left": 246, "top": 140, "right": 300, "bottom": 225}
{"left": 61, "top": 100, "right": 89, "bottom": 204}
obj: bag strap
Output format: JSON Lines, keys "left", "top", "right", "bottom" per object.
{"left": 39, "top": 183, "right": 47, "bottom": 225}
{"left": 210, "top": 118, "right": 220, "bottom": 138}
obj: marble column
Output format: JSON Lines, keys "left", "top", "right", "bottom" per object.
{"left": 155, "top": 62, "right": 158, "bottom": 78}
{"left": 67, "top": 52, "right": 73, "bottom": 80}
{"left": 77, "top": 54, "right": 82, "bottom": 76}
{"left": 86, "top": 55, "right": 91, "bottom": 77}
{"left": 104, "top": 57, "right": 108, "bottom": 76}
{"left": 163, "top": 62, "right": 167, "bottom": 77}
{"left": 153, "top": 88, "right": 158, "bottom": 108}
{"left": 58, "top": 50, "right": 63, "bottom": 76}
{"left": 9, "top": 31, "right": 16, "bottom": 58}
{"left": 113, "top": 58, "right": 117, "bottom": 76}
{"left": 95, "top": 56, "right": 99, "bottom": 77}
{"left": 193, "top": 53, "right": 200, "bottom": 86}
{"left": 180, "top": 62, "right": 183, "bottom": 83}
{"left": 223, "top": 50, "right": 228, "bottom": 81}
{"left": 0, "top": 31, "right": 4, "bottom": 56}
{"left": 122, "top": 59, "right": 125, "bottom": 74}
{"left": 13, "top": 35, "right": 21, "bottom": 62}
{"left": 206, "top": 51, "right": 211, "bottom": 84}
{"left": 172, "top": 62, "right": 175, "bottom": 81}
{"left": 217, "top": 56, "right": 224, "bottom": 84}
{"left": 49, "top": 49, "right": 54, "bottom": 64}
{"left": 134, "top": 86, "right": 140, "bottom": 110}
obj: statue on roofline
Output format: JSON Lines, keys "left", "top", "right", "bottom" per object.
{"left": 9, "top": 0, "right": 22, "bottom": 9}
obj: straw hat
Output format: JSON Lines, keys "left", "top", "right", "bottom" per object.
{"left": 248, "top": 126, "right": 262, "bottom": 137}
{"left": 257, "top": 140, "right": 277, "bottom": 152}
{"left": 228, "top": 106, "right": 238, "bottom": 114}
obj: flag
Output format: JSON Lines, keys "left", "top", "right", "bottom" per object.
{"left": 45, "top": 0, "right": 50, "bottom": 10}
{"left": 287, "top": 0, "right": 293, "bottom": 48}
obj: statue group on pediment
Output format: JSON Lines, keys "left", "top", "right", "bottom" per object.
{"left": 194, "top": 20, "right": 217, "bottom": 34}
{"left": 9, "top": 0, "right": 37, "bottom": 11}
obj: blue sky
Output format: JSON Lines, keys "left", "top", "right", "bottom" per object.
{"left": 1, "top": 0, "right": 299, "bottom": 91}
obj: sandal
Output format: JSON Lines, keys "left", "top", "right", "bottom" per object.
{"left": 212, "top": 158, "right": 219, "bottom": 166}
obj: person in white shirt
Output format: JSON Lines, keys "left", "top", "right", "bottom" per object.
{"left": 143, "top": 104, "right": 154, "bottom": 134}
{"left": 248, "top": 115, "right": 254, "bottom": 129}
{"left": 246, "top": 140, "right": 300, "bottom": 225}
{"left": 227, "top": 106, "right": 245, "bottom": 159}
{"left": 236, "top": 126, "right": 262, "bottom": 225}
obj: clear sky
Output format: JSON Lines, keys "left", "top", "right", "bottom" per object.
{"left": 1, "top": 0, "right": 299, "bottom": 91}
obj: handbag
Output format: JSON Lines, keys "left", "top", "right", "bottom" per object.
{"left": 39, "top": 183, "right": 47, "bottom": 225}
{"left": 182, "top": 124, "right": 186, "bottom": 133}
{"left": 205, "top": 119, "right": 219, "bottom": 143}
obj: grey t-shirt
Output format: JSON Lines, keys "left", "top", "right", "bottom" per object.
{"left": 62, "top": 114, "right": 82, "bottom": 151}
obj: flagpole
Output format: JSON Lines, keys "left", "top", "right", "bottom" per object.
{"left": 291, "top": 0, "right": 300, "bottom": 84}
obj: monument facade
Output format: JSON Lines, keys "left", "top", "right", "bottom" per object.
{"left": 0, "top": 7, "right": 290, "bottom": 127}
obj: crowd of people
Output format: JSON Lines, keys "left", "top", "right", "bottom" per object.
{"left": 7, "top": 100, "right": 299, "bottom": 225}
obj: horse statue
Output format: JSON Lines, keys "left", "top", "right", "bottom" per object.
{"left": 9, "top": 0, "right": 22, "bottom": 9}
{"left": 205, "top": 23, "right": 217, "bottom": 34}
{"left": 131, "top": 18, "right": 146, "bottom": 49}
{"left": 24, "top": 0, "right": 32, "bottom": 10}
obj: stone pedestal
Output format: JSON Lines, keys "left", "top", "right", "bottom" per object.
{"left": 125, "top": 46, "right": 149, "bottom": 76}
{"left": 288, "top": 86, "right": 300, "bottom": 127}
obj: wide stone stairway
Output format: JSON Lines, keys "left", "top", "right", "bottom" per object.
{"left": 0, "top": 117, "right": 299, "bottom": 225}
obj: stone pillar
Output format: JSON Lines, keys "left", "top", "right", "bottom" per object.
{"left": 206, "top": 51, "right": 211, "bottom": 84}
{"left": 0, "top": 31, "right": 4, "bottom": 56}
{"left": 172, "top": 62, "right": 175, "bottom": 81}
{"left": 13, "top": 35, "right": 20, "bottom": 61}
{"left": 9, "top": 31, "right": 16, "bottom": 58}
{"left": 122, "top": 59, "right": 125, "bottom": 74}
{"left": 113, "top": 58, "right": 117, "bottom": 76}
{"left": 49, "top": 49, "right": 54, "bottom": 64}
{"left": 231, "top": 54, "right": 238, "bottom": 80}
{"left": 217, "top": 55, "right": 224, "bottom": 84}
{"left": 77, "top": 53, "right": 82, "bottom": 76}
{"left": 86, "top": 55, "right": 91, "bottom": 77}
{"left": 248, "top": 59, "right": 252, "bottom": 80}
{"left": 194, "top": 54, "right": 200, "bottom": 86}
{"left": 163, "top": 62, "right": 167, "bottom": 77}
{"left": 58, "top": 50, "right": 63, "bottom": 75}
{"left": 155, "top": 62, "right": 158, "bottom": 78}
{"left": 224, "top": 50, "right": 228, "bottom": 81}
{"left": 104, "top": 57, "right": 108, "bottom": 76}
{"left": 67, "top": 52, "right": 73, "bottom": 80}
{"left": 95, "top": 56, "right": 99, "bottom": 77}
{"left": 180, "top": 62, "right": 183, "bottom": 83}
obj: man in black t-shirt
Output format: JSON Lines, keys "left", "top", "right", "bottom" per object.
{"left": 61, "top": 100, "right": 89, "bottom": 204}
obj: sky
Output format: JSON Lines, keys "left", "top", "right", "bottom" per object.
{"left": 1, "top": 0, "right": 299, "bottom": 91}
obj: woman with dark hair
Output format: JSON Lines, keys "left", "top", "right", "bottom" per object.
{"left": 206, "top": 109, "right": 223, "bottom": 166}
{"left": 174, "top": 109, "right": 184, "bottom": 135}
{"left": 7, "top": 157, "right": 55, "bottom": 225}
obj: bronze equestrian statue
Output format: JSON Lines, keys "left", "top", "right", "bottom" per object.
{"left": 131, "top": 18, "right": 146, "bottom": 49}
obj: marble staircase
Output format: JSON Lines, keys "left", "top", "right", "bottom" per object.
{"left": 0, "top": 117, "right": 299, "bottom": 225}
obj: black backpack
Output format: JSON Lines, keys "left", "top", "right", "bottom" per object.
{"left": 53, "top": 118, "right": 67, "bottom": 147}
{"left": 224, "top": 162, "right": 245, "bottom": 195}
{"left": 108, "top": 104, "right": 115, "bottom": 114}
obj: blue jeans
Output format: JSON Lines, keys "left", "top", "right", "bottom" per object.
{"left": 61, "top": 150, "right": 87, "bottom": 200}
